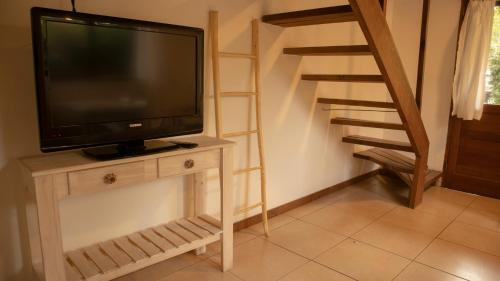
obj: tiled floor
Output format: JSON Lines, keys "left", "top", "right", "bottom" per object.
{"left": 116, "top": 175, "right": 500, "bottom": 281}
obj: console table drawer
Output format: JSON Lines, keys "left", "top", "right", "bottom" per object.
{"left": 68, "top": 160, "right": 157, "bottom": 196}
{"left": 159, "top": 150, "right": 219, "bottom": 178}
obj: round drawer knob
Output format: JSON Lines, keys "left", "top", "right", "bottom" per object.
{"left": 184, "top": 159, "right": 195, "bottom": 169}
{"left": 103, "top": 173, "right": 117, "bottom": 184}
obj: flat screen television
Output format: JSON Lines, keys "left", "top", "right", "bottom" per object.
{"left": 31, "top": 7, "right": 203, "bottom": 159}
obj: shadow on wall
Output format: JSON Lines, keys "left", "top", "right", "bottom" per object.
{"left": 0, "top": 25, "right": 40, "bottom": 281}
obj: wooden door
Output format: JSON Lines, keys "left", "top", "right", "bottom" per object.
{"left": 443, "top": 105, "right": 500, "bottom": 198}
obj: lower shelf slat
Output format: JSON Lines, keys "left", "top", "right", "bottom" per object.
{"left": 99, "top": 241, "right": 132, "bottom": 267}
{"left": 65, "top": 259, "right": 83, "bottom": 281}
{"left": 84, "top": 245, "right": 117, "bottom": 273}
{"left": 177, "top": 219, "right": 212, "bottom": 238}
{"left": 141, "top": 229, "right": 175, "bottom": 252}
{"left": 165, "top": 222, "right": 199, "bottom": 242}
{"left": 188, "top": 217, "right": 220, "bottom": 234}
{"left": 128, "top": 233, "right": 161, "bottom": 257}
{"left": 153, "top": 226, "right": 187, "bottom": 247}
{"left": 114, "top": 237, "right": 147, "bottom": 262}
{"left": 64, "top": 215, "right": 222, "bottom": 281}
{"left": 66, "top": 250, "right": 100, "bottom": 279}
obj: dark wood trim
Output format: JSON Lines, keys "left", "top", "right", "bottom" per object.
{"left": 261, "top": 6, "right": 356, "bottom": 27}
{"left": 342, "top": 135, "right": 413, "bottom": 152}
{"left": 415, "top": 0, "right": 429, "bottom": 110}
{"left": 317, "top": 98, "right": 395, "bottom": 108}
{"left": 302, "top": 74, "right": 385, "bottom": 83}
{"left": 348, "top": 0, "right": 429, "bottom": 159}
{"left": 283, "top": 45, "right": 372, "bottom": 56}
{"left": 353, "top": 148, "right": 415, "bottom": 174}
{"left": 233, "top": 169, "right": 380, "bottom": 231}
{"left": 331, "top": 117, "right": 405, "bottom": 130}
{"left": 379, "top": 0, "right": 387, "bottom": 15}
{"left": 442, "top": 0, "right": 469, "bottom": 183}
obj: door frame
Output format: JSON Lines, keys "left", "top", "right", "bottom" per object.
{"left": 442, "top": 0, "right": 500, "bottom": 198}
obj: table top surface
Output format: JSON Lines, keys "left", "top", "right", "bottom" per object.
{"left": 19, "top": 136, "right": 234, "bottom": 177}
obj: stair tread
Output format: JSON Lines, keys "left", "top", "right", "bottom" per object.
{"left": 343, "top": 135, "right": 413, "bottom": 152}
{"left": 284, "top": 45, "right": 371, "bottom": 56}
{"left": 355, "top": 148, "right": 441, "bottom": 187}
{"left": 317, "top": 98, "right": 395, "bottom": 108}
{"left": 303, "top": 74, "right": 385, "bottom": 83}
{"left": 262, "top": 6, "right": 356, "bottom": 27}
{"left": 354, "top": 148, "right": 415, "bottom": 173}
{"left": 331, "top": 117, "right": 405, "bottom": 130}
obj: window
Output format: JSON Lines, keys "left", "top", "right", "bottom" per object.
{"left": 485, "top": 5, "right": 500, "bottom": 105}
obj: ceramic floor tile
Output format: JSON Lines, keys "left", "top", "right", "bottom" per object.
{"left": 425, "top": 187, "right": 476, "bottom": 206}
{"left": 160, "top": 259, "right": 242, "bottom": 281}
{"left": 416, "top": 196, "right": 467, "bottom": 220}
{"left": 379, "top": 207, "right": 452, "bottom": 237}
{"left": 301, "top": 204, "right": 380, "bottom": 236}
{"left": 315, "top": 239, "right": 410, "bottom": 281}
{"left": 279, "top": 261, "right": 355, "bottom": 281}
{"left": 266, "top": 220, "right": 346, "bottom": 259}
{"left": 456, "top": 205, "right": 500, "bottom": 233}
{"left": 285, "top": 199, "right": 331, "bottom": 219}
{"left": 242, "top": 214, "right": 296, "bottom": 236}
{"left": 469, "top": 196, "right": 500, "bottom": 212}
{"left": 439, "top": 221, "right": 500, "bottom": 257}
{"left": 211, "top": 237, "right": 308, "bottom": 281}
{"left": 329, "top": 189, "right": 397, "bottom": 217}
{"left": 416, "top": 239, "right": 500, "bottom": 281}
{"left": 394, "top": 262, "right": 466, "bottom": 281}
{"left": 352, "top": 220, "right": 434, "bottom": 259}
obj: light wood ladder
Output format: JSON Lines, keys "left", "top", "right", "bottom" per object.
{"left": 209, "top": 11, "right": 269, "bottom": 236}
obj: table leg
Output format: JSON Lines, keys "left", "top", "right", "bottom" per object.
{"left": 34, "top": 175, "right": 66, "bottom": 280}
{"left": 220, "top": 147, "right": 233, "bottom": 271}
{"left": 186, "top": 172, "right": 208, "bottom": 255}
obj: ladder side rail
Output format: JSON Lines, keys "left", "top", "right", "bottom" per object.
{"left": 252, "top": 19, "right": 270, "bottom": 236}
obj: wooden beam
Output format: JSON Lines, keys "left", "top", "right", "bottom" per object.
{"left": 261, "top": 6, "right": 357, "bottom": 27}
{"left": 342, "top": 135, "right": 414, "bottom": 152}
{"left": 331, "top": 117, "right": 405, "bottom": 130}
{"left": 442, "top": 0, "right": 470, "bottom": 185}
{"left": 409, "top": 155, "right": 427, "bottom": 208}
{"left": 284, "top": 45, "right": 371, "bottom": 56}
{"left": 317, "top": 98, "right": 395, "bottom": 108}
{"left": 353, "top": 148, "right": 415, "bottom": 173}
{"left": 415, "top": 0, "right": 429, "bottom": 110}
{"left": 348, "top": 0, "right": 429, "bottom": 158}
{"left": 302, "top": 74, "right": 385, "bottom": 83}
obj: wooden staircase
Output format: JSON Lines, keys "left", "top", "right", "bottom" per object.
{"left": 263, "top": 0, "right": 438, "bottom": 208}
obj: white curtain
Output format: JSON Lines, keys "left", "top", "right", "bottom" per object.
{"left": 452, "top": 0, "right": 495, "bottom": 120}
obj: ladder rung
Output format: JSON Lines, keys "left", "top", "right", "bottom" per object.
{"left": 234, "top": 166, "right": 261, "bottom": 175}
{"left": 223, "top": 130, "right": 258, "bottom": 138}
{"left": 220, "top": 91, "right": 257, "bottom": 97}
{"left": 219, "top": 52, "right": 256, "bottom": 59}
{"left": 235, "top": 202, "right": 263, "bottom": 214}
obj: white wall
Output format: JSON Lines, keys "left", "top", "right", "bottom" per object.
{"left": 0, "top": 1, "right": 460, "bottom": 280}
{"left": 421, "top": 0, "right": 461, "bottom": 170}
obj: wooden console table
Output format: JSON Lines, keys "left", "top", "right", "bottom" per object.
{"left": 19, "top": 136, "right": 234, "bottom": 281}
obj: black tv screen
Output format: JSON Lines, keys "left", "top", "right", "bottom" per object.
{"left": 31, "top": 7, "right": 204, "bottom": 152}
